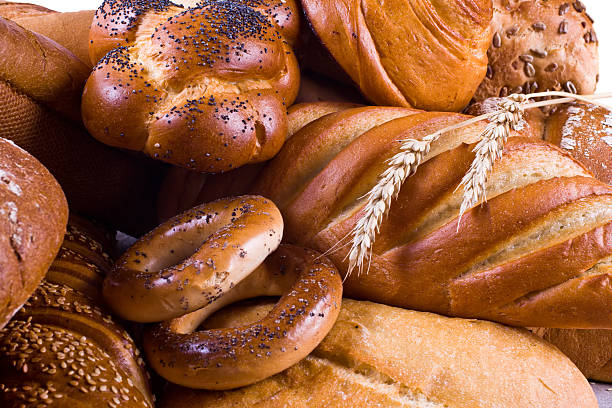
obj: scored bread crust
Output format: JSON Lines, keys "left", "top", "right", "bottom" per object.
{"left": 159, "top": 299, "right": 597, "bottom": 408}
{"left": 83, "top": 0, "right": 300, "bottom": 172}
{"left": 0, "top": 1, "right": 55, "bottom": 20}
{"left": 0, "top": 137, "right": 68, "bottom": 330}
{"left": 252, "top": 106, "right": 612, "bottom": 328}
{"left": 300, "top": 0, "right": 493, "bottom": 111}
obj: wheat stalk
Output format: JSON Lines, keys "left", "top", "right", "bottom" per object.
{"left": 346, "top": 91, "right": 612, "bottom": 277}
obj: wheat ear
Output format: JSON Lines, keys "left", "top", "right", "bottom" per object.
{"left": 346, "top": 91, "right": 612, "bottom": 278}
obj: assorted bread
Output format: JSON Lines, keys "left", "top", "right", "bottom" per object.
{"left": 0, "top": 216, "right": 154, "bottom": 408}
{"left": 159, "top": 299, "right": 598, "bottom": 408}
{"left": 1, "top": 0, "right": 612, "bottom": 405}
{"left": 0, "top": 137, "right": 67, "bottom": 330}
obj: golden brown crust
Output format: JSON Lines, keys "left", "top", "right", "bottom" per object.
{"left": 0, "top": 16, "right": 89, "bottom": 123}
{"left": 144, "top": 244, "right": 343, "bottom": 389}
{"left": 545, "top": 102, "right": 612, "bottom": 185}
{"left": 0, "top": 137, "right": 68, "bottom": 330}
{"left": 83, "top": 0, "right": 300, "bottom": 172}
{"left": 104, "top": 196, "right": 284, "bottom": 322}
{"left": 474, "top": 0, "right": 599, "bottom": 102}
{"left": 0, "top": 217, "right": 153, "bottom": 408}
{"left": 12, "top": 10, "right": 95, "bottom": 67}
{"left": 159, "top": 299, "right": 597, "bottom": 408}
{"left": 253, "top": 107, "right": 612, "bottom": 328}
{"left": 300, "top": 0, "right": 493, "bottom": 111}
{"left": 0, "top": 1, "right": 55, "bottom": 20}
{"left": 533, "top": 327, "right": 612, "bottom": 382}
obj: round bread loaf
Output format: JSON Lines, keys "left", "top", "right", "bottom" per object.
{"left": 251, "top": 105, "right": 612, "bottom": 328}
{"left": 83, "top": 0, "right": 300, "bottom": 172}
{"left": 0, "top": 16, "right": 165, "bottom": 235}
{"left": 545, "top": 102, "right": 612, "bottom": 185}
{"left": 159, "top": 299, "right": 597, "bottom": 408}
{"left": 0, "top": 137, "right": 67, "bottom": 330}
{"left": 299, "top": 0, "right": 493, "bottom": 111}
{"left": 473, "top": 0, "right": 599, "bottom": 102}
{"left": 0, "top": 216, "right": 154, "bottom": 408}
{"left": 0, "top": 1, "right": 55, "bottom": 20}
{"left": 532, "top": 327, "right": 612, "bottom": 383}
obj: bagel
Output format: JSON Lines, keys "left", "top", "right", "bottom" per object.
{"left": 104, "top": 196, "right": 284, "bottom": 322}
{"left": 144, "top": 244, "right": 343, "bottom": 389}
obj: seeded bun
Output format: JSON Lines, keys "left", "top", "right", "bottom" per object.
{"left": 0, "top": 216, "right": 154, "bottom": 408}
{"left": 0, "top": 137, "right": 68, "bottom": 330}
{"left": 0, "top": 1, "right": 55, "bottom": 20}
{"left": 545, "top": 102, "right": 612, "bottom": 185}
{"left": 159, "top": 299, "right": 597, "bottom": 408}
{"left": 83, "top": 0, "right": 300, "bottom": 172}
{"left": 473, "top": 0, "right": 599, "bottom": 102}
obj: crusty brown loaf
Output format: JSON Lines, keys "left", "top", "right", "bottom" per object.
{"left": 159, "top": 299, "right": 597, "bottom": 408}
{"left": 0, "top": 216, "right": 154, "bottom": 408}
{"left": 545, "top": 102, "right": 612, "bottom": 185}
{"left": 299, "top": 0, "right": 493, "bottom": 111}
{"left": 12, "top": 10, "right": 95, "bottom": 67}
{"left": 0, "top": 137, "right": 67, "bottom": 330}
{"left": 251, "top": 105, "right": 612, "bottom": 328}
{"left": 532, "top": 327, "right": 612, "bottom": 383}
{"left": 0, "top": 16, "right": 164, "bottom": 235}
{"left": 83, "top": 0, "right": 300, "bottom": 172}
{"left": 0, "top": 1, "right": 55, "bottom": 20}
{"left": 474, "top": 0, "right": 599, "bottom": 102}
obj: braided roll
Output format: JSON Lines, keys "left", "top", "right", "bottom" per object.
{"left": 0, "top": 216, "right": 154, "bottom": 408}
{"left": 251, "top": 105, "right": 612, "bottom": 328}
{"left": 83, "top": 0, "right": 300, "bottom": 172}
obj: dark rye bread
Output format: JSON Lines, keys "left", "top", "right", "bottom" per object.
{"left": 159, "top": 299, "right": 597, "bottom": 408}
{"left": 0, "top": 137, "right": 67, "bottom": 330}
{"left": 0, "top": 216, "right": 154, "bottom": 408}
{"left": 251, "top": 105, "right": 612, "bottom": 328}
{"left": 474, "top": 0, "right": 598, "bottom": 102}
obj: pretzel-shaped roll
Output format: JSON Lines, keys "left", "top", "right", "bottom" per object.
{"left": 83, "top": 0, "right": 300, "bottom": 172}
{"left": 103, "top": 195, "right": 283, "bottom": 322}
{"left": 144, "top": 244, "right": 343, "bottom": 389}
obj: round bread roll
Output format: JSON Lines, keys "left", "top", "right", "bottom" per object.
{"left": 83, "top": 0, "right": 300, "bottom": 173}
{"left": 159, "top": 299, "right": 597, "bottom": 408}
{"left": 0, "top": 1, "right": 55, "bottom": 20}
{"left": 545, "top": 102, "right": 612, "bottom": 185}
{"left": 299, "top": 0, "right": 493, "bottom": 111}
{"left": 473, "top": 0, "right": 599, "bottom": 102}
{"left": 251, "top": 105, "right": 612, "bottom": 328}
{"left": 0, "top": 216, "right": 154, "bottom": 408}
{"left": 11, "top": 10, "right": 95, "bottom": 67}
{"left": 0, "top": 16, "right": 165, "bottom": 235}
{"left": 0, "top": 137, "right": 68, "bottom": 330}
{"left": 532, "top": 328, "right": 612, "bottom": 383}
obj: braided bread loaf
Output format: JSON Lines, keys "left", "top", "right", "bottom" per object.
{"left": 0, "top": 216, "right": 154, "bottom": 408}
{"left": 83, "top": 0, "right": 300, "bottom": 172}
{"left": 251, "top": 105, "right": 612, "bottom": 328}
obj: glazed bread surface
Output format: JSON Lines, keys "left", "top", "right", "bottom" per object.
{"left": 252, "top": 105, "right": 612, "bottom": 328}
{"left": 159, "top": 299, "right": 597, "bottom": 408}
{"left": 0, "top": 137, "right": 67, "bottom": 330}
{"left": 300, "top": 0, "right": 493, "bottom": 111}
